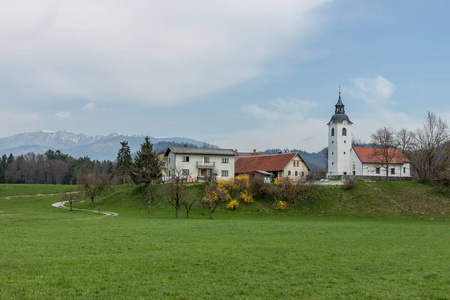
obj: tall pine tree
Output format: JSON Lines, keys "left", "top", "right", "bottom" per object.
{"left": 131, "top": 137, "right": 161, "bottom": 218}
{"left": 115, "top": 141, "right": 133, "bottom": 184}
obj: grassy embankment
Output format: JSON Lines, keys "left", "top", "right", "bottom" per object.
{"left": 0, "top": 182, "right": 449, "bottom": 299}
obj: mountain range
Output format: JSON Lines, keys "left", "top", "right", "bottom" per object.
{"left": 0, "top": 130, "right": 327, "bottom": 170}
{"left": 0, "top": 130, "right": 209, "bottom": 161}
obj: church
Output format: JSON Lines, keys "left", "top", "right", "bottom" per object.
{"left": 326, "top": 92, "right": 411, "bottom": 179}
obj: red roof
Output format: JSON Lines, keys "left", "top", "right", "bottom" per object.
{"left": 353, "top": 147, "right": 410, "bottom": 164}
{"left": 235, "top": 153, "right": 308, "bottom": 173}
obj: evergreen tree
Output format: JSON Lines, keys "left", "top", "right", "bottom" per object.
{"left": 131, "top": 136, "right": 161, "bottom": 218}
{"left": 115, "top": 141, "right": 133, "bottom": 184}
{"left": 7, "top": 153, "right": 14, "bottom": 166}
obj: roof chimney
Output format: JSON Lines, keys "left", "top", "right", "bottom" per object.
{"left": 184, "top": 144, "right": 187, "bottom": 148}
{"left": 253, "top": 149, "right": 257, "bottom": 155}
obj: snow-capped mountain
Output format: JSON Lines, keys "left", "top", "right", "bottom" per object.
{"left": 0, "top": 130, "right": 212, "bottom": 161}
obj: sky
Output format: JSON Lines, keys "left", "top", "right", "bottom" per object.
{"left": 1, "top": 0, "right": 450, "bottom": 153}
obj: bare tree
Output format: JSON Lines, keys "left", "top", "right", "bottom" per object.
{"left": 61, "top": 190, "right": 80, "bottom": 211}
{"left": 396, "top": 128, "right": 415, "bottom": 154}
{"left": 371, "top": 127, "right": 403, "bottom": 181}
{"left": 410, "top": 112, "right": 450, "bottom": 182}
{"left": 166, "top": 170, "right": 186, "bottom": 218}
{"left": 77, "top": 162, "right": 112, "bottom": 207}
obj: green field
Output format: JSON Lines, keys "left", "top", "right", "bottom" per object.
{"left": 1, "top": 183, "right": 449, "bottom": 299}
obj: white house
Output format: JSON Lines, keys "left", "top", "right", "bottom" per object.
{"left": 165, "top": 146, "right": 236, "bottom": 181}
{"left": 351, "top": 147, "right": 411, "bottom": 178}
{"left": 327, "top": 92, "right": 412, "bottom": 179}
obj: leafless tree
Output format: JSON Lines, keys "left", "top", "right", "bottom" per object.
{"left": 166, "top": 170, "right": 186, "bottom": 218}
{"left": 77, "top": 162, "right": 112, "bottom": 207}
{"left": 396, "top": 128, "right": 415, "bottom": 153}
{"left": 371, "top": 127, "right": 403, "bottom": 181}
{"left": 410, "top": 112, "right": 449, "bottom": 182}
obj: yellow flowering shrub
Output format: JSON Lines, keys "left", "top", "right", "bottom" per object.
{"left": 226, "top": 199, "right": 239, "bottom": 210}
{"left": 240, "top": 190, "right": 254, "bottom": 203}
{"left": 234, "top": 174, "right": 250, "bottom": 190}
{"left": 275, "top": 200, "right": 287, "bottom": 211}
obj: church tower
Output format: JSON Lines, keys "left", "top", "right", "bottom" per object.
{"left": 327, "top": 89, "right": 353, "bottom": 177}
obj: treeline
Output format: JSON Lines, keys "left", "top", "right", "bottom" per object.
{"left": 0, "top": 149, "right": 114, "bottom": 185}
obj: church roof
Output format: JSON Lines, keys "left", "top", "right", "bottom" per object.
{"left": 327, "top": 92, "right": 353, "bottom": 125}
{"left": 352, "top": 147, "right": 410, "bottom": 164}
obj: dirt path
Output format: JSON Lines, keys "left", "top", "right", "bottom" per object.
{"left": 52, "top": 201, "right": 118, "bottom": 217}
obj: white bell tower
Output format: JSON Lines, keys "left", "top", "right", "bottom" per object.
{"left": 327, "top": 89, "right": 353, "bottom": 177}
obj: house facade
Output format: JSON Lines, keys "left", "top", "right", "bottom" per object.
{"left": 165, "top": 147, "right": 236, "bottom": 181}
{"left": 235, "top": 152, "right": 310, "bottom": 181}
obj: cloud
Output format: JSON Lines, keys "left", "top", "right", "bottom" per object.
{"left": 0, "top": 0, "right": 332, "bottom": 106}
{"left": 348, "top": 75, "right": 396, "bottom": 104}
{"left": 241, "top": 97, "right": 317, "bottom": 123}
{"left": 55, "top": 111, "right": 71, "bottom": 119}
{"left": 82, "top": 102, "right": 96, "bottom": 110}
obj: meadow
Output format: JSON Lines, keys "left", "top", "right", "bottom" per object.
{"left": 1, "top": 183, "right": 449, "bottom": 299}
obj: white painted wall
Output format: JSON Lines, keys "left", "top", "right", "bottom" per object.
{"left": 351, "top": 150, "right": 411, "bottom": 177}
{"left": 167, "top": 152, "right": 235, "bottom": 180}
{"left": 328, "top": 120, "right": 352, "bottom": 176}
{"left": 283, "top": 154, "right": 309, "bottom": 181}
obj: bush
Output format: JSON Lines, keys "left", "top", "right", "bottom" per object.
{"left": 275, "top": 200, "right": 287, "bottom": 210}
{"left": 343, "top": 178, "right": 356, "bottom": 190}
{"left": 226, "top": 199, "right": 239, "bottom": 210}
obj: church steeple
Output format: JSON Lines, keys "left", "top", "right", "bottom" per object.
{"left": 335, "top": 86, "right": 345, "bottom": 114}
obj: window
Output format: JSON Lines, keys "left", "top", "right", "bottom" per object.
{"left": 221, "top": 170, "right": 228, "bottom": 177}
{"left": 295, "top": 171, "right": 298, "bottom": 176}
{"left": 391, "top": 168, "right": 395, "bottom": 175}
{"left": 222, "top": 158, "right": 229, "bottom": 164}
{"left": 182, "top": 156, "right": 189, "bottom": 162}
{"left": 344, "top": 140, "right": 346, "bottom": 143}
{"left": 331, "top": 128, "right": 335, "bottom": 136}
{"left": 288, "top": 171, "right": 291, "bottom": 176}
{"left": 343, "top": 172, "right": 347, "bottom": 175}
{"left": 342, "top": 128, "right": 347, "bottom": 136}
{"left": 344, "top": 152, "right": 346, "bottom": 155}
{"left": 332, "top": 152, "right": 334, "bottom": 155}
{"left": 403, "top": 167, "right": 406, "bottom": 174}
{"left": 297, "top": 161, "right": 299, "bottom": 167}
{"left": 293, "top": 161, "right": 295, "bottom": 167}
{"left": 301, "top": 171, "right": 305, "bottom": 177}
{"left": 204, "top": 157, "right": 210, "bottom": 163}
{"left": 182, "top": 169, "right": 189, "bottom": 176}
{"left": 376, "top": 167, "right": 380, "bottom": 174}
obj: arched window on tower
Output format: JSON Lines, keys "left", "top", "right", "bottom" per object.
{"left": 342, "top": 128, "right": 347, "bottom": 136}
{"left": 331, "top": 128, "right": 335, "bottom": 136}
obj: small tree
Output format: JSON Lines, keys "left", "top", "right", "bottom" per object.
{"left": 77, "top": 162, "right": 112, "bottom": 207}
{"left": 61, "top": 190, "right": 80, "bottom": 211}
{"left": 166, "top": 170, "right": 186, "bottom": 218}
{"left": 203, "top": 181, "right": 230, "bottom": 219}
{"left": 371, "top": 127, "right": 402, "bottom": 180}
{"left": 115, "top": 140, "right": 133, "bottom": 184}
{"left": 131, "top": 136, "right": 161, "bottom": 218}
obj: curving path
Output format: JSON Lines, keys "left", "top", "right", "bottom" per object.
{"left": 52, "top": 201, "right": 118, "bottom": 217}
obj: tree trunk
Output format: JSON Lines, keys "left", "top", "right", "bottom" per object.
{"left": 91, "top": 196, "right": 95, "bottom": 206}
{"left": 147, "top": 184, "right": 152, "bottom": 218}
{"left": 175, "top": 206, "right": 179, "bottom": 218}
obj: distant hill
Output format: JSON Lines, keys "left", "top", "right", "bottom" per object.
{"left": 0, "top": 130, "right": 214, "bottom": 161}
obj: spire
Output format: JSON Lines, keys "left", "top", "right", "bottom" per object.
{"left": 335, "top": 86, "right": 345, "bottom": 114}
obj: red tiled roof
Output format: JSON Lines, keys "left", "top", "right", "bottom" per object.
{"left": 235, "top": 153, "right": 305, "bottom": 173}
{"left": 353, "top": 147, "right": 410, "bottom": 164}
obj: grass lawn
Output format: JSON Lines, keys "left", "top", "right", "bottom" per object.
{"left": 1, "top": 184, "right": 449, "bottom": 299}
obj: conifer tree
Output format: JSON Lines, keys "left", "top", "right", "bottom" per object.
{"left": 131, "top": 136, "right": 161, "bottom": 218}
{"left": 116, "top": 141, "right": 133, "bottom": 184}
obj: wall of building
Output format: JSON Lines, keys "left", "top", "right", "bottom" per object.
{"left": 328, "top": 121, "right": 352, "bottom": 176}
{"left": 167, "top": 152, "right": 235, "bottom": 180}
{"left": 282, "top": 155, "right": 309, "bottom": 181}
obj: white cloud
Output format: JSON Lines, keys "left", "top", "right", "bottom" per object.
{"left": 55, "top": 111, "right": 71, "bottom": 119}
{"left": 82, "top": 102, "right": 96, "bottom": 110}
{"left": 0, "top": 0, "right": 332, "bottom": 106}
{"left": 348, "top": 75, "right": 396, "bottom": 105}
